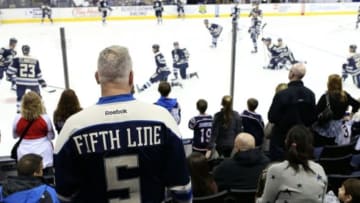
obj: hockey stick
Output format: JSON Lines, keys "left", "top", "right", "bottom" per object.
{"left": 43, "top": 85, "right": 65, "bottom": 93}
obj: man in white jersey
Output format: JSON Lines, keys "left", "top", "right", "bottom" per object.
{"left": 54, "top": 46, "right": 192, "bottom": 203}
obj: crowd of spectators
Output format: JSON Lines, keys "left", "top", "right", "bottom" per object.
{"left": 1, "top": 45, "right": 360, "bottom": 202}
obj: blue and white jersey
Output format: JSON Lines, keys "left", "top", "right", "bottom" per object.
{"left": 98, "top": 0, "right": 111, "bottom": 12}
{"left": 249, "top": 17, "right": 261, "bottom": 36}
{"left": 249, "top": 8, "right": 262, "bottom": 18}
{"left": 188, "top": 114, "right": 213, "bottom": 151}
{"left": 41, "top": 5, "right": 52, "bottom": 15}
{"left": 171, "top": 48, "right": 189, "bottom": 68}
{"left": 7, "top": 56, "right": 46, "bottom": 87}
{"left": 231, "top": 5, "right": 240, "bottom": 21}
{"left": 153, "top": 0, "right": 163, "bottom": 11}
{"left": 155, "top": 97, "right": 181, "bottom": 125}
{"left": 155, "top": 52, "right": 169, "bottom": 73}
{"left": 54, "top": 94, "right": 192, "bottom": 203}
{"left": 207, "top": 23, "right": 223, "bottom": 38}
{"left": 0, "top": 48, "right": 16, "bottom": 68}
{"left": 344, "top": 53, "right": 360, "bottom": 75}
{"left": 267, "top": 44, "right": 281, "bottom": 58}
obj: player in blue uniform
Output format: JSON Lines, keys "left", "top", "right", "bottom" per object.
{"left": 0, "top": 38, "right": 17, "bottom": 86}
{"left": 137, "top": 44, "right": 181, "bottom": 93}
{"left": 153, "top": 0, "right": 163, "bottom": 24}
{"left": 176, "top": 0, "right": 185, "bottom": 18}
{"left": 231, "top": 2, "right": 240, "bottom": 23}
{"left": 342, "top": 44, "right": 360, "bottom": 87}
{"left": 171, "top": 41, "right": 198, "bottom": 81}
{"left": 249, "top": 2, "right": 263, "bottom": 21}
{"left": 356, "top": 6, "right": 360, "bottom": 29}
{"left": 204, "top": 19, "right": 223, "bottom": 48}
{"left": 7, "top": 45, "right": 47, "bottom": 112}
{"left": 276, "top": 38, "right": 297, "bottom": 68}
{"left": 54, "top": 45, "right": 192, "bottom": 203}
{"left": 188, "top": 99, "right": 213, "bottom": 154}
{"left": 41, "top": 4, "right": 53, "bottom": 24}
{"left": 98, "top": 0, "right": 112, "bottom": 24}
{"left": 262, "top": 37, "right": 284, "bottom": 70}
{"left": 249, "top": 14, "right": 261, "bottom": 54}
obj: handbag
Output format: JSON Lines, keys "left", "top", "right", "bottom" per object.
{"left": 10, "top": 120, "right": 34, "bottom": 160}
{"left": 317, "top": 94, "right": 333, "bottom": 126}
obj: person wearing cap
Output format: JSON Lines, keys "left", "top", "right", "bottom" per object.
{"left": 342, "top": 44, "right": 360, "bottom": 87}
{"left": 136, "top": 44, "right": 181, "bottom": 93}
{"left": 0, "top": 38, "right": 17, "bottom": 86}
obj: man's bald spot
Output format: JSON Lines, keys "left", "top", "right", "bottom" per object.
{"left": 291, "top": 63, "right": 306, "bottom": 80}
{"left": 235, "top": 132, "right": 255, "bottom": 152}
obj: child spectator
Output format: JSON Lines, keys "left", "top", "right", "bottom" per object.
{"left": 240, "top": 98, "right": 264, "bottom": 146}
{"left": 338, "top": 178, "right": 360, "bottom": 203}
{"left": 189, "top": 99, "right": 213, "bottom": 154}
{"left": 154, "top": 81, "right": 181, "bottom": 124}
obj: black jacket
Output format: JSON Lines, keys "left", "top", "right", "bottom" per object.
{"left": 213, "top": 148, "right": 270, "bottom": 191}
{"left": 316, "top": 91, "right": 360, "bottom": 120}
{"left": 268, "top": 80, "right": 316, "bottom": 146}
{"left": 209, "top": 110, "right": 243, "bottom": 149}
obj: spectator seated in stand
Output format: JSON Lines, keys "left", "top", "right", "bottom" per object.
{"left": 188, "top": 152, "right": 218, "bottom": 197}
{"left": 338, "top": 178, "right": 360, "bottom": 203}
{"left": 0, "top": 154, "right": 59, "bottom": 203}
{"left": 213, "top": 132, "right": 269, "bottom": 191}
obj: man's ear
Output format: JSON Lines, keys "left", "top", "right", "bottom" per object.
{"left": 129, "top": 71, "right": 134, "bottom": 86}
{"left": 95, "top": 71, "right": 100, "bottom": 84}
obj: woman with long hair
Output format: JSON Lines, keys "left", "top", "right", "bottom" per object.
{"left": 313, "top": 74, "right": 360, "bottom": 146}
{"left": 53, "top": 89, "right": 82, "bottom": 133}
{"left": 13, "top": 91, "right": 55, "bottom": 170}
{"left": 258, "top": 125, "right": 327, "bottom": 203}
{"left": 187, "top": 152, "right": 217, "bottom": 197}
{"left": 208, "top": 95, "right": 243, "bottom": 157}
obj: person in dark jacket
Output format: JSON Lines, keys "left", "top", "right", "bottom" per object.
{"left": 208, "top": 95, "right": 243, "bottom": 157}
{"left": 213, "top": 132, "right": 270, "bottom": 191}
{"left": 0, "top": 154, "right": 59, "bottom": 203}
{"left": 155, "top": 81, "right": 181, "bottom": 124}
{"left": 268, "top": 63, "right": 316, "bottom": 161}
{"left": 313, "top": 74, "right": 360, "bottom": 146}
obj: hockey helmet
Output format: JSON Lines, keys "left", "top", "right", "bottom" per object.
{"left": 173, "top": 41, "right": 179, "bottom": 46}
{"left": 152, "top": 44, "right": 160, "bottom": 51}
{"left": 9, "top": 38, "right": 17, "bottom": 45}
{"left": 204, "top": 19, "right": 209, "bottom": 24}
{"left": 350, "top": 44, "right": 357, "bottom": 51}
{"left": 22, "top": 45, "right": 30, "bottom": 55}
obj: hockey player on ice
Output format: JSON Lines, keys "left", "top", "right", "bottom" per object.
{"left": 262, "top": 38, "right": 283, "bottom": 70}
{"left": 249, "top": 13, "right": 261, "bottom": 54}
{"left": 7, "top": 45, "right": 49, "bottom": 112}
{"left": 98, "top": 0, "right": 112, "bottom": 24}
{"left": 171, "top": 41, "right": 198, "bottom": 82}
{"left": 153, "top": 0, "right": 164, "bottom": 24}
{"left": 136, "top": 44, "right": 181, "bottom": 93}
{"left": 204, "top": 19, "right": 223, "bottom": 48}
{"left": 176, "top": 0, "right": 185, "bottom": 18}
{"left": 276, "top": 38, "right": 298, "bottom": 68}
{"left": 342, "top": 44, "right": 360, "bottom": 88}
{"left": 41, "top": 3, "right": 53, "bottom": 24}
{"left": 0, "top": 38, "right": 17, "bottom": 87}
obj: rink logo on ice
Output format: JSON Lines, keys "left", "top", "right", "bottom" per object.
{"left": 72, "top": 7, "right": 99, "bottom": 17}
{"left": 26, "top": 8, "right": 42, "bottom": 18}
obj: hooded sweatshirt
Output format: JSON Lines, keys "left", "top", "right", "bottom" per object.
{"left": 0, "top": 176, "right": 59, "bottom": 203}
{"left": 155, "top": 97, "right": 181, "bottom": 124}
{"left": 213, "top": 148, "right": 270, "bottom": 191}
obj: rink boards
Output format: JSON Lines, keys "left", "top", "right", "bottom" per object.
{"left": 0, "top": 3, "right": 359, "bottom": 24}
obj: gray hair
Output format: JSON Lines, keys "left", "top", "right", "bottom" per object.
{"left": 97, "top": 46, "right": 132, "bottom": 84}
